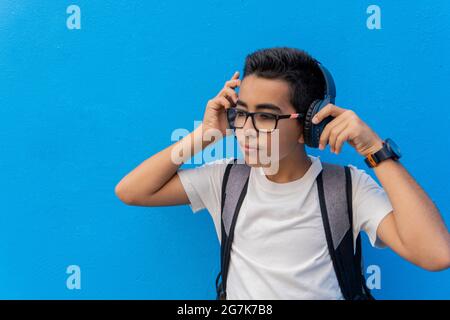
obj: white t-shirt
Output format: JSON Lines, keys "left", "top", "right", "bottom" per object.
{"left": 177, "top": 155, "right": 393, "bottom": 300}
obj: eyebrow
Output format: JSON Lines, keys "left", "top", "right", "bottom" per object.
{"left": 235, "top": 99, "right": 282, "bottom": 114}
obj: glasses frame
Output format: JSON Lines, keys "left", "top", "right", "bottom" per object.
{"left": 226, "top": 107, "right": 304, "bottom": 133}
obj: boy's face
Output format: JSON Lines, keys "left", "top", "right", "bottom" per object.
{"left": 234, "top": 74, "right": 304, "bottom": 167}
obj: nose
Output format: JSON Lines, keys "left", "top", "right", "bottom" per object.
{"left": 242, "top": 114, "right": 257, "bottom": 136}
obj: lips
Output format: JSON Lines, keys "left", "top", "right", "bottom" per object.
{"left": 243, "top": 144, "right": 259, "bottom": 151}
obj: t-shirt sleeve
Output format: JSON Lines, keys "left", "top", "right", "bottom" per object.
{"left": 177, "top": 157, "right": 235, "bottom": 218}
{"left": 349, "top": 164, "right": 393, "bottom": 249}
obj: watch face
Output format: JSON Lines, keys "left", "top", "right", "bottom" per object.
{"left": 385, "top": 138, "right": 402, "bottom": 159}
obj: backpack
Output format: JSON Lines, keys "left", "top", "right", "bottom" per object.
{"left": 215, "top": 158, "right": 374, "bottom": 300}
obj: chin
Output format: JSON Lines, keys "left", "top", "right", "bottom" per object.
{"left": 241, "top": 153, "right": 275, "bottom": 168}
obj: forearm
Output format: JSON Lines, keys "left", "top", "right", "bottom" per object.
{"left": 374, "top": 158, "right": 450, "bottom": 260}
{"left": 311, "top": 103, "right": 450, "bottom": 269}
{"left": 115, "top": 124, "right": 213, "bottom": 198}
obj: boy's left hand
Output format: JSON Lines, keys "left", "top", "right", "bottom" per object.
{"left": 312, "top": 103, "right": 384, "bottom": 157}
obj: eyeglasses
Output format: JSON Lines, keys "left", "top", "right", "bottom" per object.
{"left": 226, "top": 107, "right": 304, "bottom": 133}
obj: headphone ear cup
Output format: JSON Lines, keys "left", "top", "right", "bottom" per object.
{"left": 304, "top": 99, "right": 334, "bottom": 148}
{"left": 303, "top": 100, "right": 321, "bottom": 147}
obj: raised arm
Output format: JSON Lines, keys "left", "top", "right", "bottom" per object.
{"left": 114, "top": 71, "right": 241, "bottom": 207}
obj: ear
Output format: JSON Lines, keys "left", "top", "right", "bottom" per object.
{"left": 297, "top": 123, "right": 305, "bottom": 144}
{"left": 298, "top": 134, "right": 305, "bottom": 144}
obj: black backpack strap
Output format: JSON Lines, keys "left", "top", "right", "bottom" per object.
{"left": 216, "top": 158, "right": 251, "bottom": 300}
{"left": 347, "top": 166, "right": 375, "bottom": 300}
{"left": 215, "top": 160, "right": 234, "bottom": 300}
{"left": 317, "top": 162, "right": 372, "bottom": 300}
{"left": 355, "top": 233, "right": 375, "bottom": 299}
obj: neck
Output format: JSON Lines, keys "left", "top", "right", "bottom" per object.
{"left": 262, "top": 144, "right": 312, "bottom": 183}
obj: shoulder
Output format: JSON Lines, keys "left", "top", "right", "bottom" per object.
{"left": 345, "top": 163, "right": 377, "bottom": 186}
{"left": 345, "top": 163, "right": 387, "bottom": 207}
{"left": 321, "top": 160, "right": 368, "bottom": 178}
{"left": 320, "top": 161, "right": 382, "bottom": 197}
{"left": 199, "top": 157, "right": 236, "bottom": 168}
{"left": 344, "top": 163, "right": 392, "bottom": 248}
{"left": 178, "top": 157, "right": 236, "bottom": 181}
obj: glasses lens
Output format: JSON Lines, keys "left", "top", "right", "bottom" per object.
{"left": 226, "top": 108, "right": 237, "bottom": 128}
{"left": 233, "top": 109, "right": 248, "bottom": 128}
{"left": 254, "top": 113, "right": 277, "bottom": 132}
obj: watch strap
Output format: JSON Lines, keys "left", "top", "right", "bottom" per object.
{"left": 364, "top": 142, "right": 393, "bottom": 167}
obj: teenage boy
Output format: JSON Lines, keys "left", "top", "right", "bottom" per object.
{"left": 115, "top": 47, "right": 450, "bottom": 300}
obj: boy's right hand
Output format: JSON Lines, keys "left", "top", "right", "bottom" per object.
{"left": 202, "top": 71, "right": 241, "bottom": 137}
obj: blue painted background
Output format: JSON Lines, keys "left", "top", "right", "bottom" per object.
{"left": 0, "top": 0, "right": 448, "bottom": 299}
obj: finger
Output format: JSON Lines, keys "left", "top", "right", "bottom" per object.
{"left": 312, "top": 104, "right": 346, "bottom": 124}
{"left": 329, "top": 121, "right": 349, "bottom": 153}
{"left": 334, "top": 128, "right": 352, "bottom": 154}
{"left": 225, "top": 78, "right": 241, "bottom": 89}
{"left": 215, "top": 96, "right": 233, "bottom": 110}
{"left": 231, "top": 71, "right": 240, "bottom": 80}
{"left": 219, "top": 87, "right": 239, "bottom": 104}
{"left": 318, "top": 115, "right": 347, "bottom": 149}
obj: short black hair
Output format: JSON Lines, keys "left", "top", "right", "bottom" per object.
{"left": 242, "top": 47, "right": 326, "bottom": 115}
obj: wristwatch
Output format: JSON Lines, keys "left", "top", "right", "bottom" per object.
{"left": 364, "top": 138, "right": 402, "bottom": 168}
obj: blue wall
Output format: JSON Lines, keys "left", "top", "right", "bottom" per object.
{"left": 0, "top": 0, "right": 448, "bottom": 299}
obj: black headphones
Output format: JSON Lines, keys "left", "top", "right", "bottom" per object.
{"left": 302, "top": 60, "right": 336, "bottom": 148}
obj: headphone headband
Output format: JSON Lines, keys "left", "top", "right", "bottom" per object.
{"left": 315, "top": 60, "right": 336, "bottom": 103}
